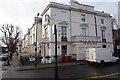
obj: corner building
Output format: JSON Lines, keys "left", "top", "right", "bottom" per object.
{"left": 40, "top": 0, "right": 113, "bottom": 63}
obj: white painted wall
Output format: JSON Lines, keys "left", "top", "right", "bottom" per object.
{"left": 41, "top": 2, "right": 113, "bottom": 61}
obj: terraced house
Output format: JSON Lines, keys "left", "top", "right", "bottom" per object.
{"left": 21, "top": 17, "right": 42, "bottom": 56}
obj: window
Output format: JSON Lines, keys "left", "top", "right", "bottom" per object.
{"left": 61, "top": 26, "right": 67, "bottom": 37}
{"left": 61, "top": 45, "right": 67, "bottom": 55}
{"left": 82, "top": 28, "right": 86, "bottom": 36}
{"left": 44, "top": 28, "right": 47, "bottom": 37}
{"left": 33, "top": 34, "right": 35, "bottom": 42}
{"left": 45, "top": 14, "right": 50, "bottom": 23}
{"left": 102, "top": 45, "right": 106, "bottom": 48}
{"left": 101, "top": 18, "right": 104, "bottom": 24}
{"left": 101, "top": 30, "right": 105, "bottom": 39}
{"left": 61, "top": 26, "right": 67, "bottom": 41}
{"left": 101, "top": 30, "right": 106, "bottom": 42}
{"left": 81, "top": 14, "right": 86, "bottom": 22}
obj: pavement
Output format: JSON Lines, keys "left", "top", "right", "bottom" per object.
{"left": 16, "top": 61, "right": 87, "bottom": 71}
{"left": 2, "top": 54, "right": 88, "bottom": 71}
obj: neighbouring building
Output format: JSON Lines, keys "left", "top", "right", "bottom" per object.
{"left": 118, "top": 1, "right": 120, "bottom": 26}
{"left": 112, "top": 28, "right": 120, "bottom": 57}
{"left": 40, "top": 0, "right": 113, "bottom": 63}
{"left": 21, "top": 17, "right": 42, "bottom": 56}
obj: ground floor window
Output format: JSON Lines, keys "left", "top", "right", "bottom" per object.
{"left": 102, "top": 45, "right": 106, "bottom": 48}
{"left": 61, "top": 45, "right": 67, "bottom": 55}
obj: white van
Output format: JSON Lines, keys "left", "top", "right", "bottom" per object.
{"left": 85, "top": 48, "right": 119, "bottom": 66}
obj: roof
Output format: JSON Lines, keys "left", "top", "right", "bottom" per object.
{"left": 41, "top": 2, "right": 111, "bottom": 18}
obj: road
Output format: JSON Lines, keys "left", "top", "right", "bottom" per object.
{"left": 2, "top": 63, "right": 120, "bottom": 80}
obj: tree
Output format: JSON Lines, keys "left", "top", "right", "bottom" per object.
{"left": 0, "top": 24, "right": 22, "bottom": 65}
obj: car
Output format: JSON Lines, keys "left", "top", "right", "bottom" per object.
{"left": 0, "top": 53, "right": 9, "bottom": 61}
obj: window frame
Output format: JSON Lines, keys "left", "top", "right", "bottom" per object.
{"left": 82, "top": 28, "right": 87, "bottom": 36}
{"left": 101, "top": 30, "right": 106, "bottom": 39}
{"left": 61, "top": 26, "right": 67, "bottom": 38}
{"left": 81, "top": 14, "right": 86, "bottom": 22}
{"left": 101, "top": 18, "right": 104, "bottom": 24}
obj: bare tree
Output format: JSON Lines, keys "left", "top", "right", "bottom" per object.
{"left": 0, "top": 24, "right": 22, "bottom": 65}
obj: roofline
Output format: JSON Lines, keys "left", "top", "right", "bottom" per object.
{"left": 41, "top": 2, "right": 111, "bottom": 18}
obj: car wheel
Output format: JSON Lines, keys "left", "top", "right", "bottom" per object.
{"left": 100, "top": 60, "right": 105, "bottom": 66}
{"left": 116, "top": 59, "right": 120, "bottom": 64}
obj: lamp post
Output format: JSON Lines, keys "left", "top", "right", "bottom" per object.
{"left": 54, "top": 24, "right": 58, "bottom": 80}
{"left": 52, "top": 24, "right": 59, "bottom": 80}
{"left": 35, "top": 13, "right": 39, "bottom": 67}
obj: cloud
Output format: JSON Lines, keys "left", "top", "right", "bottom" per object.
{"left": 0, "top": 0, "right": 119, "bottom": 34}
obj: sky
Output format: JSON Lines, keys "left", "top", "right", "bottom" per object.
{"left": 0, "top": 0, "right": 119, "bottom": 35}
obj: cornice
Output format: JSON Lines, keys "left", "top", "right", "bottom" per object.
{"left": 41, "top": 2, "right": 111, "bottom": 18}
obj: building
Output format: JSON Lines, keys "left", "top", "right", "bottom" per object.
{"left": 118, "top": 1, "right": 120, "bottom": 26}
{"left": 40, "top": 0, "right": 113, "bottom": 62}
{"left": 112, "top": 28, "right": 120, "bottom": 57}
{"left": 21, "top": 17, "right": 42, "bottom": 56}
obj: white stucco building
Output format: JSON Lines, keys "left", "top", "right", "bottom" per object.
{"left": 40, "top": 0, "right": 113, "bottom": 62}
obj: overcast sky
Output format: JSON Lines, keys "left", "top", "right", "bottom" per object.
{"left": 0, "top": 0, "right": 119, "bottom": 34}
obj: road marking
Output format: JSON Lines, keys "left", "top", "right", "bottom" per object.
{"left": 89, "top": 72, "right": 120, "bottom": 79}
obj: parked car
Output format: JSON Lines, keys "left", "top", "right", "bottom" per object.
{"left": 0, "top": 53, "right": 9, "bottom": 61}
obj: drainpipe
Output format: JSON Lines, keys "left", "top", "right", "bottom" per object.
{"left": 94, "top": 13, "right": 97, "bottom": 48}
{"left": 94, "top": 13, "right": 97, "bottom": 37}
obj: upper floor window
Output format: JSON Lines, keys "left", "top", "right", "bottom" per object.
{"left": 101, "top": 30, "right": 106, "bottom": 42}
{"left": 82, "top": 28, "right": 86, "bottom": 36}
{"left": 44, "top": 28, "right": 47, "bottom": 38}
{"left": 101, "top": 18, "right": 104, "bottom": 24}
{"left": 81, "top": 14, "right": 86, "bottom": 22}
{"left": 61, "top": 26, "right": 67, "bottom": 38}
{"left": 61, "top": 26, "right": 67, "bottom": 41}
{"left": 45, "top": 14, "right": 50, "bottom": 23}
{"left": 101, "top": 30, "right": 105, "bottom": 39}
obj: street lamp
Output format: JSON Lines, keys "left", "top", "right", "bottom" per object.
{"left": 35, "top": 13, "right": 40, "bottom": 67}
{"left": 52, "top": 24, "right": 59, "bottom": 80}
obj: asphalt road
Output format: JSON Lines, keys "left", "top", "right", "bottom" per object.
{"left": 2, "top": 63, "right": 120, "bottom": 80}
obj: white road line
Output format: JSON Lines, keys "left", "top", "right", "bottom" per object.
{"left": 89, "top": 72, "right": 120, "bottom": 79}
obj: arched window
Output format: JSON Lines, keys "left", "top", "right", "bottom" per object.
{"left": 100, "top": 26, "right": 106, "bottom": 42}
{"left": 80, "top": 23, "right": 88, "bottom": 36}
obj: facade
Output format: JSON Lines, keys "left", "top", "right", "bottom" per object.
{"left": 21, "top": 17, "right": 42, "bottom": 56}
{"left": 112, "top": 28, "right": 120, "bottom": 57}
{"left": 40, "top": 0, "right": 113, "bottom": 62}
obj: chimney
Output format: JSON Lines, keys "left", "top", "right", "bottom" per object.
{"left": 70, "top": 0, "right": 78, "bottom": 6}
{"left": 70, "top": 0, "right": 76, "bottom": 3}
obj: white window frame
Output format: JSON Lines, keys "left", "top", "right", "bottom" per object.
{"left": 61, "top": 25, "right": 67, "bottom": 38}
{"left": 81, "top": 14, "right": 86, "bottom": 22}
{"left": 101, "top": 18, "right": 104, "bottom": 24}
{"left": 82, "top": 28, "right": 87, "bottom": 36}
{"left": 101, "top": 30, "right": 106, "bottom": 39}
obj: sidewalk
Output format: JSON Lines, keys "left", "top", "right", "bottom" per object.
{"left": 16, "top": 61, "right": 87, "bottom": 71}
{"left": 2, "top": 53, "right": 20, "bottom": 71}
{"left": 2, "top": 54, "right": 88, "bottom": 71}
